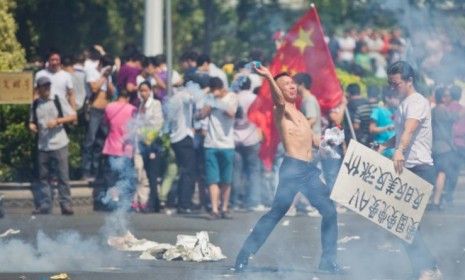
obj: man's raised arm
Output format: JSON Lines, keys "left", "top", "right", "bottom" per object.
{"left": 254, "top": 65, "right": 285, "bottom": 107}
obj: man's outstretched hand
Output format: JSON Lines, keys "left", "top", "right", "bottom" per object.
{"left": 254, "top": 65, "right": 272, "bottom": 78}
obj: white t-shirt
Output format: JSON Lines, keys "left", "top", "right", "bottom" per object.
{"left": 86, "top": 67, "right": 112, "bottom": 92}
{"left": 204, "top": 92, "right": 238, "bottom": 149}
{"left": 337, "top": 36, "right": 356, "bottom": 62}
{"left": 208, "top": 63, "right": 229, "bottom": 88}
{"left": 234, "top": 90, "right": 261, "bottom": 146}
{"left": 394, "top": 92, "right": 433, "bottom": 168}
{"left": 34, "top": 69, "right": 73, "bottom": 100}
{"left": 165, "top": 87, "right": 194, "bottom": 143}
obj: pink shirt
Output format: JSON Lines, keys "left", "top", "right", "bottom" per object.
{"left": 103, "top": 101, "right": 137, "bottom": 157}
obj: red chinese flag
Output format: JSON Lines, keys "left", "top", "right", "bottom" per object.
{"left": 248, "top": 4, "right": 343, "bottom": 170}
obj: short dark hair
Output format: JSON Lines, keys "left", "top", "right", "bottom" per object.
{"left": 387, "top": 61, "right": 415, "bottom": 83}
{"left": 61, "top": 55, "right": 74, "bottom": 67}
{"left": 187, "top": 73, "right": 210, "bottom": 89}
{"left": 435, "top": 86, "right": 447, "bottom": 104}
{"left": 87, "top": 46, "right": 101, "bottom": 61}
{"left": 180, "top": 50, "right": 199, "bottom": 62}
{"left": 239, "top": 76, "right": 251, "bottom": 91}
{"left": 153, "top": 54, "right": 166, "bottom": 67}
{"left": 209, "top": 77, "right": 224, "bottom": 90}
{"left": 45, "top": 48, "right": 61, "bottom": 61}
{"left": 100, "top": 54, "right": 114, "bottom": 68}
{"left": 273, "top": 72, "right": 290, "bottom": 81}
{"left": 450, "top": 85, "right": 462, "bottom": 101}
{"left": 142, "top": 56, "right": 152, "bottom": 68}
{"left": 197, "top": 54, "right": 211, "bottom": 66}
{"left": 347, "top": 83, "right": 361, "bottom": 96}
{"left": 138, "top": 80, "right": 152, "bottom": 90}
{"left": 293, "top": 73, "right": 312, "bottom": 89}
{"left": 118, "top": 89, "right": 130, "bottom": 99}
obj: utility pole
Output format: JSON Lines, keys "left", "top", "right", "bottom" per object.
{"left": 144, "top": 0, "right": 164, "bottom": 56}
{"left": 165, "top": 0, "right": 173, "bottom": 96}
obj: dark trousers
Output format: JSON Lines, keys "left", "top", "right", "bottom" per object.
{"left": 238, "top": 156, "right": 338, "bottom": 263}
{"left": 171, "top": 136, "right": 196, "bottom": 209}
{"left": 140, "top": 143, "right": 160, "bottom": 212}
{"left": 405, "top": 164, "right": 437, "bottom": 275}
{"left": 82, "top": 107, "right": 107, "bottom": 176}
{"left": 442, "top": 152, "right": 462, "bottom": 203}
{"left": 35, "top": 146, "right": 72, "bottom": 210}
{"left": 232, "top": 143, "right": 262, "bottom": 208}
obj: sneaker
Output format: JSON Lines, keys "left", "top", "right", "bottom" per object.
{"left": 249, "top": 204, "right": 269, "bottom": 212}
{"left": 418, "top": 267, "right": 442, "bottom": 280}
{"left": 234, "top": 251, "right": 250, "bottom": 273}
{"left": 208, "top": 212, "right": 221, "bottom": 220}
{"left": 318, "top": 260, "right": 346, "bottom": 274}
{"left": 286, "top": 207, "right": 297, "bottom": 217}
{"left": 32, "top": 206, "right": 51, "bottom": 215}
{"left": 307, "top": 208, "right": 321, "bottom": 217}
{"left": 61, "top": 206, "right": 74, "bottom": 216}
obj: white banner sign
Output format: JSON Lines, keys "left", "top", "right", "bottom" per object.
{"left": 330, "top": 140, "right": 433, "bottom": 243}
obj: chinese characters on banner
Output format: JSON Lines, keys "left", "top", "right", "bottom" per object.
{"left": 330, "top": 140, "right": 433, "bottom": 243}
{"left": 0, "top": 72, "right": 33, "bottom": 104}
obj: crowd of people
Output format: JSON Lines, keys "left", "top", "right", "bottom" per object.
{"left": 26, "top": 39, "right": 464, "bottom": 221}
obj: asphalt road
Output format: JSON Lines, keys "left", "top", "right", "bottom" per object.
{"left": 0, "top": 196, "right": 465, "bottom": 280}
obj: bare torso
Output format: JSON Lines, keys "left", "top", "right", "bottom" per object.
{"left": 275, "top": 102, "right": 313, "bottom": 162}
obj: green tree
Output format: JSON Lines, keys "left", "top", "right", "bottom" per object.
{"left": 0, "top": 0, "right": 26, "bottom": 70}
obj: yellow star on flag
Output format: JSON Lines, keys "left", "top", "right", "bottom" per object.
{"left": 292, "top": 27, "right": 314, "bottom": 54}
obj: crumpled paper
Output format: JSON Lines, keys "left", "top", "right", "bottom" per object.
{"left": 0, "top": 228, "right": 20, "bottom": 238}
{"left": 107, "top": 231, "right": 166, "bottom": 252}
{"left": 49, "top": 273, "right": 70, "bottom": 280}
{"left": 319, "top": 127, "right": 345, "bottom": 159}
{"left": 108, "top": 231, "right": 226, "bottom": 262}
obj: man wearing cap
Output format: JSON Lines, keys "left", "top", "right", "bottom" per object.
{"left": 29, "top": 76, "right": 77, "bottom": 215}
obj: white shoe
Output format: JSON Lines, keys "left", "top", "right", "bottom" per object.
{"left": 250, "top": 204, "right": 269, "bottom": 212}
{"left": 307, "top": 208, "right": 321, "bottom": 217}
{"left": 285, "top": 207, "right": 297, "bottom": 217}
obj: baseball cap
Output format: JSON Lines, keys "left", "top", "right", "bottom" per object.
{"left": 36, "top": 76, "right": 51, "bottom": 87}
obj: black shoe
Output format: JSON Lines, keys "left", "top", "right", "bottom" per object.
{"left": 208, "top": 212, "right": 221, "bottom": 220}
{"left": 32, "top": 206, "right": 51, "bottom": 215}
{"left": 318, "top": 260, "right": 346, "bottom": 274}
{"left": 61, "top": 206, "right": 74, "bottom": 216}
{"left": 234, "top": 251, "right": 250, "bottom": 272}
{"left": 221, "top": 211, "right": 233, "bottom": 219}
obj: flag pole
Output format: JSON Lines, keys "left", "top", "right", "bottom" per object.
{"left": 344, "top": 108, "right": 357, "bottom": 141}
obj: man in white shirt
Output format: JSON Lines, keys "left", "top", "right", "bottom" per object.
{"left": 196, "top": 54, "right": 229, "bottom": 89}
{"left": 34, "top": 49, "right": 76, "bottom": 110}
{"left": 199, "top": 77, "right": 238, "bottom": 219}
{"left": 165, "top": 84, "right": 197, "bottom": 214}
{"left": 381, "top": 61, "right": 441, "bottom": 279}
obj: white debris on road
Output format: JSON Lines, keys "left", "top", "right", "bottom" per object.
{"left": 0, "top": 228, "right": 20, "bottom": 238}
{"left": 281, "top": 220, "right": 290, "bottom": 226}
{"left": 108, "top": 231, "right": 226, "bottom": 262}
{"left": 337, "top": 235, "right": 360, "bottom": 244}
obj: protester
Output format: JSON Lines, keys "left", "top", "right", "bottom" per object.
{"left": 346, "top": 83, "right": 373, "bottom": 146}
{"left": 231, "top": 76, "right": 264, "bottom": 211}
{"left": 430, "top": 87, "right": 463, "bottom": 210}
{"left": 62, "top": 55, "right": 86, "bottom": 112}
{"left": 370, "top": 87, "right": 397, "bottom": 158}
{"left": 81, "top": 54, "right": 115, "bottom": 181}
{"left": 152, "top": 54, "right": 182, "bottom": 103}
{"left": 234, "top": 66, "right": 341, "bottom": 274}
{"left": 381, "top": 61, "right": 441, "bottom": 279}
{"left": 164, "top": 81, "right": 197, "bottom": 214}
{"left": 134, "top": 81, "right": 164, "bottom": 213}
{"left": 117, "top": 45, "right": 143, "bottom": 106}
{"left": 29, "top": 76, "right": 77, "bottom": 215}
{"left": 199, "top": 77, "right": 238, "bottom": 219}
{"left": 100, "top": 90, "right": 137, "bottom": 211}
{"left": 34, "top": 49, "right": 76, "bottom": 109}
{"left": 136, "top": 56, "right": 157, "bottom": 88}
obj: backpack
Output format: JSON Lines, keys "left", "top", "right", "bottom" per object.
{"left": 32, "top": 95, "right": 70, "bottom": 134}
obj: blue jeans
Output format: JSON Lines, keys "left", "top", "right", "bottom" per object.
{"left": 82, "top": 107, "right": 107, "bottom": 176}
{"left": 238, "top": 156, "right": 338, "bottom": 263}
{"left": 405, "top": 164, "right": 437, "bottom": 276}
{"left": 231, "top": 143, "right": 262, "bottom": 208}
{"left": 321, "top": 145, "right": 343, "bottom": 191}
{"left": 101, "top": 156, "right": 137, "bottom": 211}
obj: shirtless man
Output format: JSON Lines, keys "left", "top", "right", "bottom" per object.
{"left": 234, "top": 66, "right": 341, "bottom": 273}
